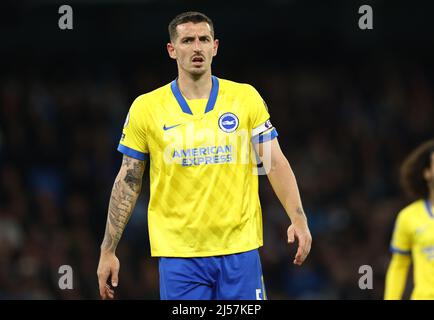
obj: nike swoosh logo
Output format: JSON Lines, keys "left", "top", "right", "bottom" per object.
{"left": 163, "top": 123, "right": 182, "bottom": 131}
{"left": 416, "top": 227, "right": 427, "bottom": 234}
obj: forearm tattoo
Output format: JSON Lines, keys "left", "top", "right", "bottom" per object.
{"left": 101, "top": 156, "right": 145, "bottom": 252}
{"left": 296, "top": 207, "right": 306, "bottom": 218}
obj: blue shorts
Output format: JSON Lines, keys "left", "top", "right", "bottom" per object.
{"left": 158, "top": 249, "right": 266, "bottom": 300}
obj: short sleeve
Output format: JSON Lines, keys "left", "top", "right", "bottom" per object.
{"left": 117, "top": 96, "right": 149, "bottom": 161}
{"left": 247, "top": 85, "right": 278, "bottom": 144}
{"left": 390, "top": 210, "right": 412, "bottom": 255}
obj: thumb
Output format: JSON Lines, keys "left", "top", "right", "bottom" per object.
{"left": 111, "top": 269, "right": 119, "bottom": 288}
{"left": 287, "top": 226, "right": 295, "bottom": 243}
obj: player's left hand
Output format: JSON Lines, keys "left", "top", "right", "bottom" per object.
{"left": 287, "top": 219, "right": 312, "bottom": 266}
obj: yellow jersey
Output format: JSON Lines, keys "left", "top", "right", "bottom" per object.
{"left": 390, "top": 199, "right": 434, "bottom": 299}
{"left": 118, "top": 76, "right": 278, "bottom": 257}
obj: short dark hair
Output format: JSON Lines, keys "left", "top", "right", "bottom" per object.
{"left": 168, "top": 11, "right": 214, "bottom": 41}
{"left": 400, "top": 139, "right": 434, "bottom": 199}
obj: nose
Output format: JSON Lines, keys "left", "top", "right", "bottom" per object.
{"left": 193, "top": 38, "right": 202, "bottom": 51}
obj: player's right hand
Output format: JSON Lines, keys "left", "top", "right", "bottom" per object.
{"left": 97, "top": 251, "right": 120, "bottom": 299}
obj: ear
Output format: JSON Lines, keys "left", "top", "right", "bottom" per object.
{"left": 167, "top": 42, "right": 177, "bottom": 60}
{"left": 423, "top": 168, "right": 431, "bottom": 181}
{"left": 212, "top": 39, "right": 219, "bottom": 57}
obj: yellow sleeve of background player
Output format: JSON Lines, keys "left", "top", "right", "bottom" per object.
{"left": 117, "top": 96, "right": 149, "bottom": 161}
{"left": 384, "top": 210, "right": 412, "bottom": 300}
{"left": 247, "top": 85, "right": 278, "bottom": 144}
{"left": 384, "top": 253, "right": 411, "bottom": 300}
{"left": 390, "top": 210, "right": 412, "bottom": 255}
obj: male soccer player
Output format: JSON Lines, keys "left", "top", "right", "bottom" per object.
{"left": 97, "top": 11, "right": 312, "bottom": 300}
{"left": 384, "top": 140, "right": 434, "bottom": 299}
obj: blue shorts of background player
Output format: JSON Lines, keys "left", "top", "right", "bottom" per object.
{"left": 159, "top": 249, "right": 267, "bottom": 300}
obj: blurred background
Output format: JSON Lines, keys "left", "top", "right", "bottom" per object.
{"left": 0, "top": 0, "right": 433, "bottom": 299}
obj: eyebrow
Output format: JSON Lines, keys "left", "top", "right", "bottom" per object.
{"left": 181, "top": 35, "right": 211, "bottom": 41}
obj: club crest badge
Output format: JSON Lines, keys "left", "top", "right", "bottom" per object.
{"left": 218, "top": 112, "right": 239, "bottom": 133}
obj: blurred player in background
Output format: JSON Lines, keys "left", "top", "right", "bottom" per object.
{"left": 97, "top": 11, "right": 311, "bottom": 300}
{"left": 385, "top": 139, "right": 434, "bottom": 300}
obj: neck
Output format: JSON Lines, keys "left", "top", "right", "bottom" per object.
{"left": 429, "top": 190, "right": 434, "bottom": 204}
{"left": 177, "top": 71, "right": 212, "bottom": 99}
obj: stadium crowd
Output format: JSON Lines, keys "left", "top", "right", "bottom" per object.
{"left": 0, "top": 51, "right": 432, "bottom": 299}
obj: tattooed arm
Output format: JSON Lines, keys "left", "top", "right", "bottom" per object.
{"left": 97, "top": 155, "right": 145, "bottom": 299}
{"left": 255, "top": 138, "right": 312, "bottom": 266}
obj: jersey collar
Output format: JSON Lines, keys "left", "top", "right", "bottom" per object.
{"left": 424, "top": 199, "right": 434, "bottom": 218}
{"left": 170, "top": 75, "right": 219, "bottom": 115}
